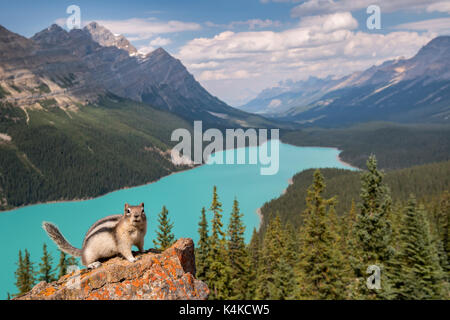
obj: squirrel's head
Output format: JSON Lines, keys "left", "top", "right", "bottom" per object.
{"left": 124, "top": 202, "right": 146, "bottom": 226}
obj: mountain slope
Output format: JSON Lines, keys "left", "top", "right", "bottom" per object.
{"left": 0, "top": 94, "right": 192, "bottom": 210}
{"left": 238, "top": 76, "right": 339, "bottom": 115}
{"left": 0, "top": 23, "right": 281, "bottom": 130}
{"left": 244, "top": 36, "right": 450, "bottom": 126}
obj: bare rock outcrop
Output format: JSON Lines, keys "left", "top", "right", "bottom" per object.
{"left": 15, "top": 238, "right": 209, "bottom": 300}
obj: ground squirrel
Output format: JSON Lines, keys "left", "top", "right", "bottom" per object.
{"left": 43, "top": 203, "right": 147, "bottom": 269}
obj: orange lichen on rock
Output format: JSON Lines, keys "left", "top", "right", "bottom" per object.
{"left": 14, "top": 238, "right": 209, "bottom": 300}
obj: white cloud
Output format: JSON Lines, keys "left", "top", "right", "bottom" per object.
{"left": 205, "top": 19, "right": 281, "bottom": 30}
{"left": 199, "top": 69, "right": 255, "bottom": 81}
{"left": 138, "top": 37, "right": 173, "bottom": 55}
{"left": 290, "top": 0, "right": 442, "bottom": 17}
{"left": 177, "top": 12, "right": 434, "bottom": 105}
{"left": 427, "top": 2, "right": 450, "bottom": 14}
{"left": 394, "top": 17, "right": 450, "bottom": 34}
{"left": 91, "top": 18, "right": 201, "bottom": 40}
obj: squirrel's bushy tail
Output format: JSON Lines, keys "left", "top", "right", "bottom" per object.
{"left": 42, "top": 222, "right": 82, "bottom": 257}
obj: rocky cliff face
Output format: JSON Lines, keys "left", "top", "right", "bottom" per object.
{"left": 1, "top": 23, "right": 272, "bottom": 129}
{"left": 14, "top": 238, "right": 209, "bottom": 300}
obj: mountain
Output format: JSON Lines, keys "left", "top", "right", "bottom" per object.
{"left": 238, "top": 76, "right": 338, "bottom": 115}
{"left": 0, "top": 23, "right": 278, "bottom": 130}
{"left": 243, "top": 36, "right": 450, "bottom": 126}
{"left": 0, "top": 22, "right": 287, "bottom": 210}
{"left": 83, "top": 21, "right": 137, "bottom": 55}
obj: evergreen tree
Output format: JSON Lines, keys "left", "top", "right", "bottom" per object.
{"left": 296, "top": 170, "right": 347, "bottom": 299}
{"left": 67, "top": 256, "right": 79, "bottom": 269}
{"left": 6, "top": 292, "right": 11, "bottom": 300}
{"left": 247, "top": 228, "right": 260, "bottom": 299}
{"left": 57, "top": 251, "right": 67, "bottom": 278}
{"left": 205, "top": 186, "right": 231, "bottom": 299}
{"left": 38, "top": 243, "right": 56, "bottom": 283}
{"left": 196, "top": 207, "right": 210, "bottom": 281}
{"left": 394, "top": 196, "right": 444, "bottom": 299}
{"left": 256, "top": 214, "right": 285, "bottom": 299}
{"left": 227, "top": 198, "right": 251, "bottom": 299}
{"left": 153, "top": 206, "right": 175, "bottom": 250}
{"left": 14, "top": 249, "right": 35, "bottom": 296}
{"left": 270, "top": 255, "right": 296, "bottom": 300}
{"left": 349, "top": 155, "right": 395, "bottom": 299}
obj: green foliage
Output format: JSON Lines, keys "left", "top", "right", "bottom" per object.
{"left": 37, "top": 83, "right": 51, "bottom": 94}
{"left": 296, "top": 170, "right": 347, "bottom": 299}
{"left": 227, "top": 199, "right": 251, "bottom": 299}
{"left": 14, "top": 249, "right": 35, "bottom": 296}
{"left": 57, "top": 251, "right": 73, "bottom": 279}
{"left": 393, "top": 196, "right": 445, "bottom": 299}
{"left": 196, "top": 207, "right": 209, "bottom": 280}
{"left": 348, "top": 156, "right": 395, "bottom": 299}
{"left": 205, "top": 186, "right": 232, "bottom": 300}
{"left": 256, "top": 215, "right": 293, "bottom": 299}
{"left": 260, "top": 161, "right": 450, "bottom": 232}
{"left": 153, "top": 206, "right": 175, "bottom": 250}
{"left": 0, "top": 96, "right": 192, "bottom": 211}
{"left": 38, "top": 243, "right": 56, "bottom": 283}
{"left": 282, "top": 122, "right": 450, "bottom": 170}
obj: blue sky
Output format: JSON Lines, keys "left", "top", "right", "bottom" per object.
{"left": 1, "top": 0, "right": 449, "bottom": 105}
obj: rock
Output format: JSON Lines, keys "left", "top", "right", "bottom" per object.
{"left": 14, "top": 238, "right": 209, "bottom": 300}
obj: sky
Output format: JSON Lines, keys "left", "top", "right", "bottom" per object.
{"left": 0, "top": 0, "right": 450, "bottom": 106}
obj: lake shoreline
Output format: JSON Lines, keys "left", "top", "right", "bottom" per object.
{"left": 253, "top": 146, "right": 358, "bottom": 230}
{"left": 0, "top": 165, "right": 198, "bottom": 214}
{"left": 1, "top": 142, "right": 358, "bottom": 215}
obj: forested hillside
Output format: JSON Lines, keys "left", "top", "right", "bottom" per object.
{"left": 260, "top": 160, "right": 449, "bottom": 232}
{"left": 281, "top": 123, "right": 450, "bottom": 170}
{"left": 193, "top": 157, "right": 449, "bottom": 299}
{"left": 0, "top": 94, "right": 192, "bottom": 210}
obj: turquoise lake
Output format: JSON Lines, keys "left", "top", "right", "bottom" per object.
{"left": 0, "top": 141, "right": 355, "bottom": 298}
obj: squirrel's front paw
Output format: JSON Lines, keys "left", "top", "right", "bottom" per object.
{"left": 127, "top": 257, "right": 137, "bottom": 263}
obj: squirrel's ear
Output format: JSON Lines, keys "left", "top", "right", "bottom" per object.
{"left": 124, "top": 203, "right": 129, "bottom": 210}
{"left": 140, "top": 202, "right": 144, "bottom": 208}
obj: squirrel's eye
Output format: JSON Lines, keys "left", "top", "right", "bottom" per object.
{"left": 127, "top": 209, "right": 131, "bottom": 214}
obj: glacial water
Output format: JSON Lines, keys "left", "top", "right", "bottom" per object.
{"left": 0, "top": 141, "right": 355, "bottom": 298}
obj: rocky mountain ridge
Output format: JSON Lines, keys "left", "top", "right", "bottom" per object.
{"left": 0, "top": 22, "right": 275, "bottom": 129}
{"left": 240, "top": 36, "right": 450, "bottom": 125}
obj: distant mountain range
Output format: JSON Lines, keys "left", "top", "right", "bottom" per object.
{"left": 239, "top": 36, "right": 450, "bottom": 126}
{"left": 0, "top": 22, "right": 276, "bottom": 129}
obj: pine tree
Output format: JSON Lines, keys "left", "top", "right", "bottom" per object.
{"left": 256, "top": 214, "right": 285, "bottom": 299}
{"left": 205, "top": 186, "right": 231, "bottom": 299}
{"left": 153, "top": 206, "right": 175, "bottom": 250}
{"left": 38, "top": 243, "right": 56, "bottom": 283}
{"left": 14, "top": 249, "right": 35, "bottom": 296}
{"left": 67, "top": 256, "right": 79, "bottom": 269}
{"left": 349, "top": 155, "right": 395, "bottom": 299}
{"left": 227, "top": 198, "right": 251, "bottom": 299}
{"left": 247, "top": 228, "right": 260, "bottom": 299}
{"left": 295, "top": 170, "right": 347, "bottom": 299}
{"left": 57, "top": 251, "right": 67, "bottom": 278}
{"left": 196, "top": 207, "right": 210, "bottom": 281}
{"left": 270, "top": 255, "right": 296, "bottom": 300}
{"left": 393, "top": 196, "right": 444, "bottom": 299}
